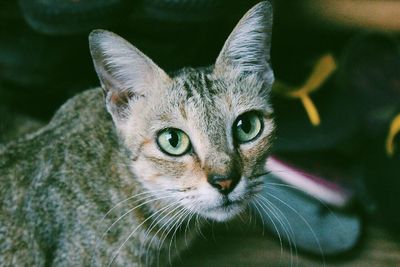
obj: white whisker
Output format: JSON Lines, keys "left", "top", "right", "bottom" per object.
{"left": 91, "top": 190, "right": 173, "bottom": 264}
{"left": 143, "top": 202, "right": 185, "bottom": 267}
{"left": 257, "top": 194, "right": 298, "bottom": 267}
{"left": 251, "top": 201, "right": 265, "bottom": 235}
{"left": 139, "top": 201, "right": 179, "bottom": 267}
{"left": 100, "top": 194, "right": 173, "bottom": 246}
{"left": 156, "top": 207, "right": 187, "bottom": 267}
{"left": 100, "top": 189, "right": 171, "bottom": 222}
{"left": 265, "top": 198, "right": 299, "bottom": 267}
{"left": 184, "top": 207, "right": 197, "bottom": 247}
{"left": 254, "top": 198, "right": 284, "bottom": 261}
{"left": 264, "top": 182, "right": 346, "bottom": 233}
{"left": 167, "top": 207, "right": 192, "bottom": 266}
{"left": 107, "top": 199, "right": 182, "bottom": 267}
{"left": 261, "top": 192, "right": 326, "bottom": 266}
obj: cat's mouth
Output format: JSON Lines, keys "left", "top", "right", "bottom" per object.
{"left": 221, "top": 196, "right": 240, "bottom": 207}
{"left": 189, "top": 178, "right": 257, "bottom": 222}
{"left": 206, "top": 196, "right": 241, "bottom": 211}
{"left": 200, "top": 195, "right": 246, "bottom": 222}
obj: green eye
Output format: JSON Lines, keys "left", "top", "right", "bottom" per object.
{"left": 157, "top": 128, "right": 191, "bottom": 156}
{"left": 233, "top": 112, "right": 263, "bottom": 143}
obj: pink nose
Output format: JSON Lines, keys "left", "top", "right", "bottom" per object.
{"left": 207, "top": 172, "right": 240, "bottom": 195}
{"left": 216, "top": 179, "right": 233, "bottom": 191}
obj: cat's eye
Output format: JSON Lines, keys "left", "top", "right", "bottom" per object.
{"left": 157, "top": 128, "right": 191, "bottom": 156}
{"left": 233, "top": 112, "right": 263, "bottom": 143}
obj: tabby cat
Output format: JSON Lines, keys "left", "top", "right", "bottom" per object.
{"left": 0, "top": 2, "right": 274, "bottom": 266}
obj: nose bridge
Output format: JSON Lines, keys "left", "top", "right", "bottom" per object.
{"left": 205, "top": 147, "right": 242, "bottom": 195}
{"left": 204, "top": 146, "right": 233, "bottom": 175}
{"left": 197, "top": 108, "right": 237, "bottom": 174}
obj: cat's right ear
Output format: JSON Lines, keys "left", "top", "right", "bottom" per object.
{"left": 214, "top": 1, "right": 274, "bottom": 86}
{"left": 89, "top": 30, "right": 171, "bottom": 122}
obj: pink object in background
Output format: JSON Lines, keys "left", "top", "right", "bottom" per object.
{"left": 266, "top": 157, "right": 352, "bottom": 208}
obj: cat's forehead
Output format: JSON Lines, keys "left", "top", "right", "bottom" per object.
{"left": 143, "top": 67, "right": 271, "bottom": 140}
{"left": 165, "top": 67, "right": 271, "bottom": 114}
{"left": 172, "top": 68, "right": 217, "bottom": 99}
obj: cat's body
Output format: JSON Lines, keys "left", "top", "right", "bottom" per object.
{"left": 0, "top": 88, "right": 200, "bottom": 266}
{"left": 0, "top": 2, "right": 274, "bottom": 266}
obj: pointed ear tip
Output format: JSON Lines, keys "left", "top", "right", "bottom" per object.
{"left": 88, "top": 30, "right": 124, "bottom": 55}
{"left": 89, "top": 29, "right": 123, "bottom": 46}
{"left": 256, "top": 1, "right": 273, "bottom": 11}
{"left": 88, "top": 29, "right": 111, "bottom": 42}
{"left": 251, "top": 1, "right": 273, "bottom": 20}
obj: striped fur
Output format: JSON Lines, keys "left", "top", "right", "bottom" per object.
{"left": 0, "top": 1, "right": 274, "bottom": 266}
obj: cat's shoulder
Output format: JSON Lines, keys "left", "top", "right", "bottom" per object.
{"left": 0, "top": 88, "right": 115, "bottom": 167}
{"left": 50, "top": 87, "right": 108, "bottom": 128}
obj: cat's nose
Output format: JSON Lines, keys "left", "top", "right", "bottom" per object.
{"left": 207, "top": 172, "right": 241, "bottom": 195}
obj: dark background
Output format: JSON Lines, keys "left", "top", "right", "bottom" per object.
{"left": 0, "top": 0, "right": 399, "bottom": 259}
{"left": 0, "top": 0, "right": 355, "bottom": 118}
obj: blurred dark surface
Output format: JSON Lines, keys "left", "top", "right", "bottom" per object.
{"left": 1, "top": 0, "right": 399, "bottom": 262}
{"left": 177, "top": 219, "right": 400, "bottom": 267}
{"left": 0, "top": 0, "right": 260, "bottom": 118}
{"left": 1, "top": 0, "right": 357, "bottom": 119}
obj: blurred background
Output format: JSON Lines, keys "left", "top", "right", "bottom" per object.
{"left": 0, "top": 0, "right": 399, "bottom": 265}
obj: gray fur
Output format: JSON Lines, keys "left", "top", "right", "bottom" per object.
{"left": 0, "top": 1, "right": 274, "bottom": 266}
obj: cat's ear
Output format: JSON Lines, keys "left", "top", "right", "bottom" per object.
{"left": 89, "top": 30, "right": 171, "bottom": 121}
{"left": 215, "top": 1, "right": 274, "bottom": 85}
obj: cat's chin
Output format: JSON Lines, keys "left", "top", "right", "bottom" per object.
{"left": 200, "top": 201, "right": 246, "bottom": 222}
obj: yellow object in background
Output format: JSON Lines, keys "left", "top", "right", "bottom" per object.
{"left": 386, "top": 114, "right": 400, "bottom": 157}
{"left": 273, "top": 54, "right": 337, "bottom": 126}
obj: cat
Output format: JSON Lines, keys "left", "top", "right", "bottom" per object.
{"left": 0, "top": 1, "right": 274, "bottom": 266}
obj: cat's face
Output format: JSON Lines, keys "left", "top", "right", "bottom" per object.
{"left": 89, "top": 1, "right": 274, "bottom": 221}
{"left": 126, "top": 69, "right": 274, "bottom": 221}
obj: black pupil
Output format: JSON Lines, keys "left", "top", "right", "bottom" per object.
{"left": 167, "top": 131, "right": 179, "bottom": 148}
{"left": 238, "top": 117, "right": 252, "bottom": 133}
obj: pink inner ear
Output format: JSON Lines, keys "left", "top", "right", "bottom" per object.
{"left": 110, "top": 91, "right": 133, "bottom": 107}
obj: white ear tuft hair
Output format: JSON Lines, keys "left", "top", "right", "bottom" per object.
{"left": 215, "top": 1, "right": 274, "bottom": 84}
{"left": 89, "top": 30, "right": 170, "bottom": 121}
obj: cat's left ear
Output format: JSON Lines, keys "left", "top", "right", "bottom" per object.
{"left": 89, "top": 30, "right": 171, "bottom": 122}
{"left": 215, "top": 1, "right": 274, "bottom": 85}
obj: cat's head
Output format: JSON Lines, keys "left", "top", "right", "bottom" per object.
{"left": 89, "top": 1, "right": 274, "bottom": 222}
